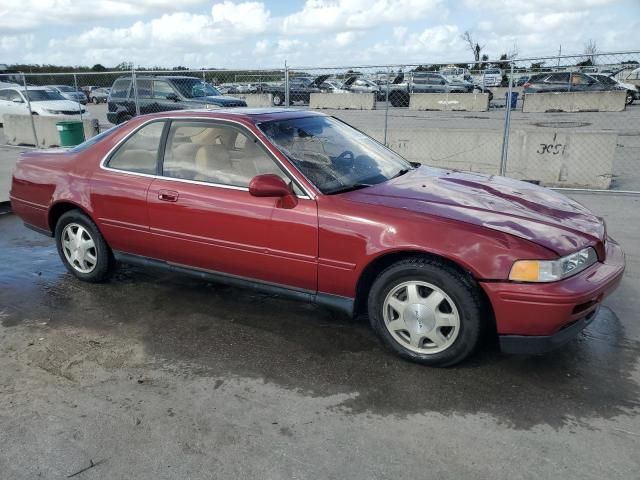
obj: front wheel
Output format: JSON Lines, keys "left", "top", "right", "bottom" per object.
{"left": 626, "top": 92, "right": 634, "bottom": 105}
{"left": 92, "top": 96, "right": 99, "bottom": 104}
{"left": 368, "top": 257, "right": 485, "bottom": 366}
{"left": 272, "top": 93, "right": 284, "bottom": 106}
{"left": 55, "top": 210, "right": 116, "bottom": 282}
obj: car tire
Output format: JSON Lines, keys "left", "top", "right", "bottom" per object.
{"left": 368, "top": 257, "right": 485, "bottom": 366}
{"left": 92, "top": 97, "right": 99, "bottom": 104}
{"left": 55, "top": 210, "right": 116, "bottom": 283}
{"left": 389, "top": 90, "right": 409, "bottom": 107}
{"left": 272, "top": 93, "right": 284, "bottom": 106}
{"left": 116, "top": 113, "right": 132, "bottom": 124}
{"left": 626, "top": 92, "right": 634, "bottom": 105}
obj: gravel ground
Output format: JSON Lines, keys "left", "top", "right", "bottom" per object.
{"left": 0, "top": 192, "right": 639, "bottom": 479}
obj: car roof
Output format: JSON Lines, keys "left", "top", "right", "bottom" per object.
{"left": 135, "top": 107, "right": 326, "bottom": 124}
{"left": 0, "top": 86, "right": 50, "bottom": 91}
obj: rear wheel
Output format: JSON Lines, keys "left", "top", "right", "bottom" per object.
{"left": 389, "top": 90, "right": 410, "bottom": 107}
{"left": 91, "top": 96, "right": 99, "bottom": 104}
{"left": 55, "top": 210, "right": 116, "bottom": 283}
{"left": 368, "top": 257, "right": 484, "bottom": 366}
{"left": 272, "top": 93, "right": 284, "bottom": 106}
{"left": 116, "top": 113, "right": 132, "bottom": 124}
{"left": 626, "top": 92, "right": 634, "bottom": 105}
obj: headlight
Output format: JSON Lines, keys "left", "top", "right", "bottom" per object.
{"left": 43, "top": 108, "right": 62, "bottom": 114}
{"left": 509, "top": 247, "right": 598, "bottom": 282}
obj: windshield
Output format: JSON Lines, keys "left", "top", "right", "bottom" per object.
{"left": 55, "top": 86, "right": 75, "bottom": 92}
{"left": 26, "top": 90, "right": 66, "bottom": 101}
{"left": 485, "top": 69, "right": 500, "bottom": 74}
{"left": 170, "top": 78, "right": 220, "bottom": 98}
{"left": 259, "top": 116, "right": 413, "bottom": 194}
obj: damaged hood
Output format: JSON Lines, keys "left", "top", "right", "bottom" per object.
{"left": 346, "top": 166, "right": 605, "bottom": 256}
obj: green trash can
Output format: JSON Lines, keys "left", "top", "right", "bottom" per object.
{"left": 56, "top": 121, "right": 85, "bottom": 147}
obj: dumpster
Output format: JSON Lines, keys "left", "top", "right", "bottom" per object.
{"left": 56, "top": 121, "right": 85, "bottom": 147}
{"left": 505, "top": 92, "right": 519, "bottom": 109}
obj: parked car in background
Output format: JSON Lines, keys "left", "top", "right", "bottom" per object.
{"left": 516, "top": 75, "right": 530, "bottom": 86}
{"left": 523, "top": 72, "right": 611, "bottom": 93}
{"left": 410, "top": 73, "right": 476, "bottom": 94}
{"left": 482, "top": 68, "right": 502, "bottom": 87}
{"left": 106, "top": 75, "right": 247, "bottom": 124}
{"left": 88, "top": 87, "right": 110, "bottom": 104}
{"left": 81, "top": 85, "right": 100, "bottom": 100}
{"left": 10, "top": 108, "right": 625, "bottom": 366}
{"left": 341, "top": 76, "right": 380, "bottom": 94}
{"left": 590, "top": 73, "right": 638, "bottom": 104}
{"left": 0, "top": 87, "right": 89, "bottom": 123}
{"left": 262, "top": 74, "right": 330, "bottom": 106}
{"left": 319, "top": 80, "right": 346, "bottom": 93}
{"left": 46, "top": 85, "right": 87, "bottom": 105}
{"left": 439, "top": 66, "right": 469, "bottom": 83}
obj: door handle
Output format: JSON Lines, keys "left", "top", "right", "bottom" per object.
{"left": 158, "top": 190, "right": 179, "bottom": 202}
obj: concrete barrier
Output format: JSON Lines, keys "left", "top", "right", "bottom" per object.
{"left": 2, "top": 115, "right": 100, "bottom": 148}
{"left": 310, "top": 93, "right": 375, "bottom": 110}
{"left": 0, "top": 146, "right": 21, "bottom": 203}
{"left": 409, "top": 93, "right": 489, "bottom": 112}
{"left": 360, "top": 126, "right": 616, "bottom": 190}
{"left": 229, "top": 93, "right": 273, "bottom": 107}
{"left": 522, "top": 91, "right": 626, "bottom": 113}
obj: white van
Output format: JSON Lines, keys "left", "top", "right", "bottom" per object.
{"left": 482, "top": 68, "right": 502, "bottom": 87}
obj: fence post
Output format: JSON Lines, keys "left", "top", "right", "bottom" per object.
{"left": 73, "top": 73, "right": 83, "bottom": 121}
{"left": 284, "top": 61, "right": 290, "bottom": 107}
{"left": 131, "top": 67, "right": 140, "bottom": 117}
{"left": 499, "top": 62, "right": 514, "bottom": 176}
{"left": 384, "top": 67, "right": 390, "bottom": 146}
{"left": 22, "top": 74, "right": 39, "bottom": 147}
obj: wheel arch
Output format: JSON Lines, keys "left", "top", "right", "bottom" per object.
{"left": 354, "top": 249, "right": 495, "bottom": 329}
{"left": 48, "top": 200, "right": 93, "bottom": 233}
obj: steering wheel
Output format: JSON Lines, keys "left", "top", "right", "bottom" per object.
{"left": 334, "top": 150, "right": 355, "bottom": 170}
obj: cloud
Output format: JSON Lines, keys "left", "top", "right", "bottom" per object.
{"left": 211, "top": 1, "right": 271, "bottom": 33}
{"left": 0, "top": 0, "right": 209, "bottom": 31}
{"left": 281, "top": 0, "right": 442, "bottom": 34}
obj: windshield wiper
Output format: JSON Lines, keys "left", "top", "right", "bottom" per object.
{"left": 391, "top": 168, "right": 410, "bottom": 179}
{"left": 326, "top": 183, "right": 372, "bottom": 195}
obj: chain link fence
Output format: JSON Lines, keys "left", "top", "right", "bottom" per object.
{"left": 1, "top": 50, "right": 639, "bottom": 192}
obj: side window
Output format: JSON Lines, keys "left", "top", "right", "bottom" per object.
{"left": 107, "top": 121, "right": 164, "bottom": 174}
{"left": 162, "top": 121, "right": 296, "bottom": 190}
{"left": 110, "top": 79, "right": 131, "bottom": 98}
{"left": 153, "top": 81, "right": 175, "bottom": 99}
{"left": 136, "top": 79, "right": 152, "bottom": 99}
{"left": 0, "top": 89, "right": 23, "bottom": 101}
{"left": 547, "top": 73, "right": 570, "bottom": 83}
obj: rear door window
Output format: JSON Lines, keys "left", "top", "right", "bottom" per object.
{"left": 110, "top": 79, "right": 131, "bottom": 98}
{"left": 107, "top": 121, "right": 165, "bottom": 175}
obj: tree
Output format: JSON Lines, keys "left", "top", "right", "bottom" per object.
{"left": 461, "top": 30, "right": 484, "bottom": 65}
{"left": 584, "top": 39, "right": 598, "bottom": 65}
{"left": 91, "top": 64, "right": 106, "bottom": 72}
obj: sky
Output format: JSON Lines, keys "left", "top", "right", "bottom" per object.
{"left": 0, "top": 0, "right": 638, "bottom": 70}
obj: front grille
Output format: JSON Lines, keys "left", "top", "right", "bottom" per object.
{"left": 59, "top": 110, "right": 83, "bottom": 115}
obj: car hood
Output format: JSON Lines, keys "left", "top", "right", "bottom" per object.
{"left": 31, "top": 100, "right": 84, "bottom": 110}
{"left": 345, "top": 167, "right": 605, "bottom": 256}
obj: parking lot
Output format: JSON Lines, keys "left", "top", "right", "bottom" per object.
{"left": 0, "top": 190, "right": 639, "bottom": 479}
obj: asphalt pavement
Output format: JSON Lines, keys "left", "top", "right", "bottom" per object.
{"left": 0, "top": 192, "right": 638, "bottom": 479}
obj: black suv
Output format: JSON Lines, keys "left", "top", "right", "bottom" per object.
{"left": 523, "top": 72, "right": 611, "bottom": 93}
{"left": 107, "top": 76, "right": 247, "bottom": 124}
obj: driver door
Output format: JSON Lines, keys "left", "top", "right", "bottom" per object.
{"left": 0, "top": 89, "right": 29, "bottom": 118}
{"left": 146, "top": 120, "right": 319, "bottom": 292}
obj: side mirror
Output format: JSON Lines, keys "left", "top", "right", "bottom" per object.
{"left": 249, "top": 174, "right": 298, "bottom": 208}
{"left": 166, "top": 93, "right": 179, "bottom": 101}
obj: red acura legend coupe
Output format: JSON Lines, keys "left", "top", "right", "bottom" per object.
{"left": 10, "top": 109, "right": 625, "bottom": 366}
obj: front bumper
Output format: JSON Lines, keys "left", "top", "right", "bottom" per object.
{"left": 482, "top": 239, "right": 625, "bottom": 353}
